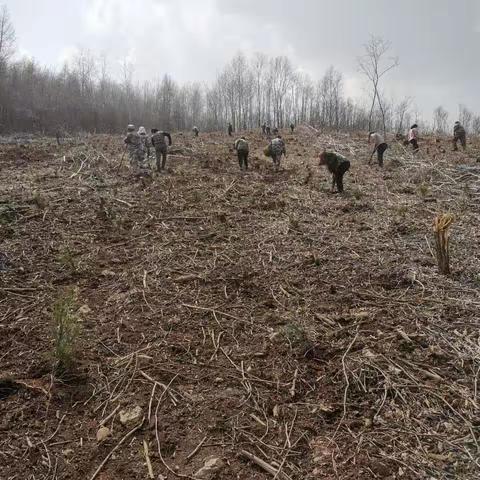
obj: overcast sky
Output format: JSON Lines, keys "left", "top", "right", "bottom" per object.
{"left": 4, "top": 0, "right": 480, "bottom": 122}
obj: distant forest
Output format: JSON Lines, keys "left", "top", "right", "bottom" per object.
{"left": 0, "top": 6, "right": 479, "bottom": 135}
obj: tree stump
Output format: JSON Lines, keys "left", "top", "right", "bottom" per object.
{"left": 434, "top": 213, "right": 454, "bottom": 275}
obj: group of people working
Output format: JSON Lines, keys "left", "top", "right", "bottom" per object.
{"left": 124, "top": 125, "right": 172, "bottom": 175}
{"left": 123, "top": 119, "right": 469, "bottom": 193}
{"left": 368, "top": 121, "right": 468, "bottom": 165}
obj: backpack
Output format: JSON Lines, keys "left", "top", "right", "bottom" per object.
{"left": 236, "top": 139, "right": 248, "bottom": 152}
{"left": 152, "top": 132, "right": 166, "bottom": 148}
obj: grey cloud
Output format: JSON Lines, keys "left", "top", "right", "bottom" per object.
{"left": 4, "top": 0, "right": 480, "bottom": 121}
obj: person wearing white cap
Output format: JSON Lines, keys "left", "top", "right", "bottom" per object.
{"left": 124, "top": 124, "right": 148, "bottom": 176}
{"left": 137, "top": 126, "right": 151, "bottom": 158}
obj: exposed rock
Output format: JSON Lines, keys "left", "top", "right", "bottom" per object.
{"left": 78, "top": 304, "right": 91, "bottom": 315}
{"left": 96, "top": 426, "right": 111, "bottom": 442}
{"left": 194, "top": 456, "right": 224, "bottom": 479}
{"left": 101, "top": 269, "right": 116, "bottom": 277}
{"left": 119, "top": 405, "right": 143, "bottom": 426}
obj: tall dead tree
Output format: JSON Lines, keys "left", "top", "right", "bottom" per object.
{"left": 0, "top": 5, "right": 15, "bottom": 130}
{"left": 458, "top": 104, "right": 473, "bottom": 133}
{"left": 395, "top": 97, "right": 412, "bottom": 135}
{"left": 433, "top": 106, "right": 449, "bottom": 135}
{"left": 0, "top": 5, "right": 15, "bottom": 65}
{"left": 358, "top": 36, "right": 398, "bottom": 134}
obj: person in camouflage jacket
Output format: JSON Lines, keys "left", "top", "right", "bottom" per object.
{"left": 453, "top": 121, "right": 467, "bottom": 151}
{"left": 151, "top": 128, "right": 172, "bottom": 171}
{"left": 319, "top": 150, "right": 351, "bottom": 193}
{"left": 269, "top": 135, "right": 286, "bottom": 172}
{"left": 124, "top": 125, "right": 149, "bottom": 176}
{"left": 234, "top": 136, "right": 249, "bottom": 171}
{"left": 124, "top": 124, "right": 143, "bottom": 162}
{"left": 138, "top": 126, "right": 151, "bottom": 158}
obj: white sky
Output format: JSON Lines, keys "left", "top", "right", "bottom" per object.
{"left": 5, "top": 0, "right": 480, "bottom": 122}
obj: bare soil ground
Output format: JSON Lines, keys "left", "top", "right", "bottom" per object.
{"left": 1, "top": 128, "right": 480, "bottom": 480}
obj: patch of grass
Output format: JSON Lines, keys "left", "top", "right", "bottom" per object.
{"left": 395, "top": 204, "right": 409, "bottom": 217}
{"left": 57, "top": 246, "right": 78, "bottom": 272}
{"left": 0, "top": 203, "right": 18, "bottom": 224}
{"left": 52, "top": 289, "right": 80, "bottom": 374}
{"left": 31, "top": 190, "right": 47, "bottom": 209}
{"left": 281, "top": 322, "right": 306, "bottom": 347}
{"left": 311, "top": 252, "right": 322, "bottom": 266}
{"left": 351, "top": 187, "right": 364, "bottom": 201}
{"left": 418, "top": 183, "right": 430, "bottom": 197}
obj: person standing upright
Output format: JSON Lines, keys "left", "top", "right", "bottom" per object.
{"left": 408, "top": 124, "right": 419, "bottom": 151}
{"left": 124, "top": 124, "right": 149, "bottom": 177}
{"left": 453, "top": 121, "right": 467, "bottom": 151}
{"left": 234, "top": 136, "right": 249, "bottom": 171}
{"left": 269, "top": 135, "right": 286, "bottom": 172}
{"left": 151, "top": 128, "right": 172, "bottom": 171}
{"left": 138, "top": 126, "right": 151, "bottom": 158}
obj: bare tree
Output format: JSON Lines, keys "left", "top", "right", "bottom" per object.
{"left": 458, "top": 104, "right": 473, "bottom": 133}
{"left": 358, "top": 35, "right": 399, "bottom": 134}
{"left": 0, "top": 5, "right": 15, "bottom": 65}
{"left": 270, "top": 56, "right": 294, "bottom": 127}
{"left": 73, "top": 49, "right": 97, "bottom": 97}
{"left": 252, "top": 53, "right": 267, "bottom": 126}
{"left": 471, "top": 116, "right": 480, "bottom": 136}
{"left": 317, "top": 66, "right": 343, "bottom": 128}
{"left": 7, "top": 48, "right": 477, "bottom": 136}
{"left": 395, "top": 97, "right": 412, "bottom": 134}
{"left": 433, "top": 106, "right": 449, "bottom": 135}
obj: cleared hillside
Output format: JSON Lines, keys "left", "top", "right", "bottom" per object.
{"left": 1, "top": 128, "right": 480, "bottom": 479}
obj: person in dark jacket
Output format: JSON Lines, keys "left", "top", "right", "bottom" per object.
{"left": 228, "top": 123, "right": 233, "bottom": 137}
{"left": 151, "top": 128, "right": 172, "bottom": 171}
{"left": 408, "top": 124, "right": 419, "bottom": 151}
{"left": 319, "top": 151, "right": 351, "bottom": 193}
{"left": 453, "top": 121, "right": 466, "bottom": 151}
{"left": 290, "top": 123, "right": 295, "bottom": 133}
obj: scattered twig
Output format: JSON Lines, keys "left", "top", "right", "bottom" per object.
{"left": 240, "top": 449, "right": 291, "bottom": 480}
{"left": 143, "top": 439, "right": 154, "bottom": 479}
{"left": 88, "top": 417, "right": 144, "bottom": 480}
{"left": 186, "top": 435, "right": 207, "bottom": 461}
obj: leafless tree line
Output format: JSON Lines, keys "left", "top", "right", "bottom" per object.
{"left": 0, "top": 6, "right": 479, "bottom": 136}
{"left": 0, "top": 49, "right": 397, "bottom": 135}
